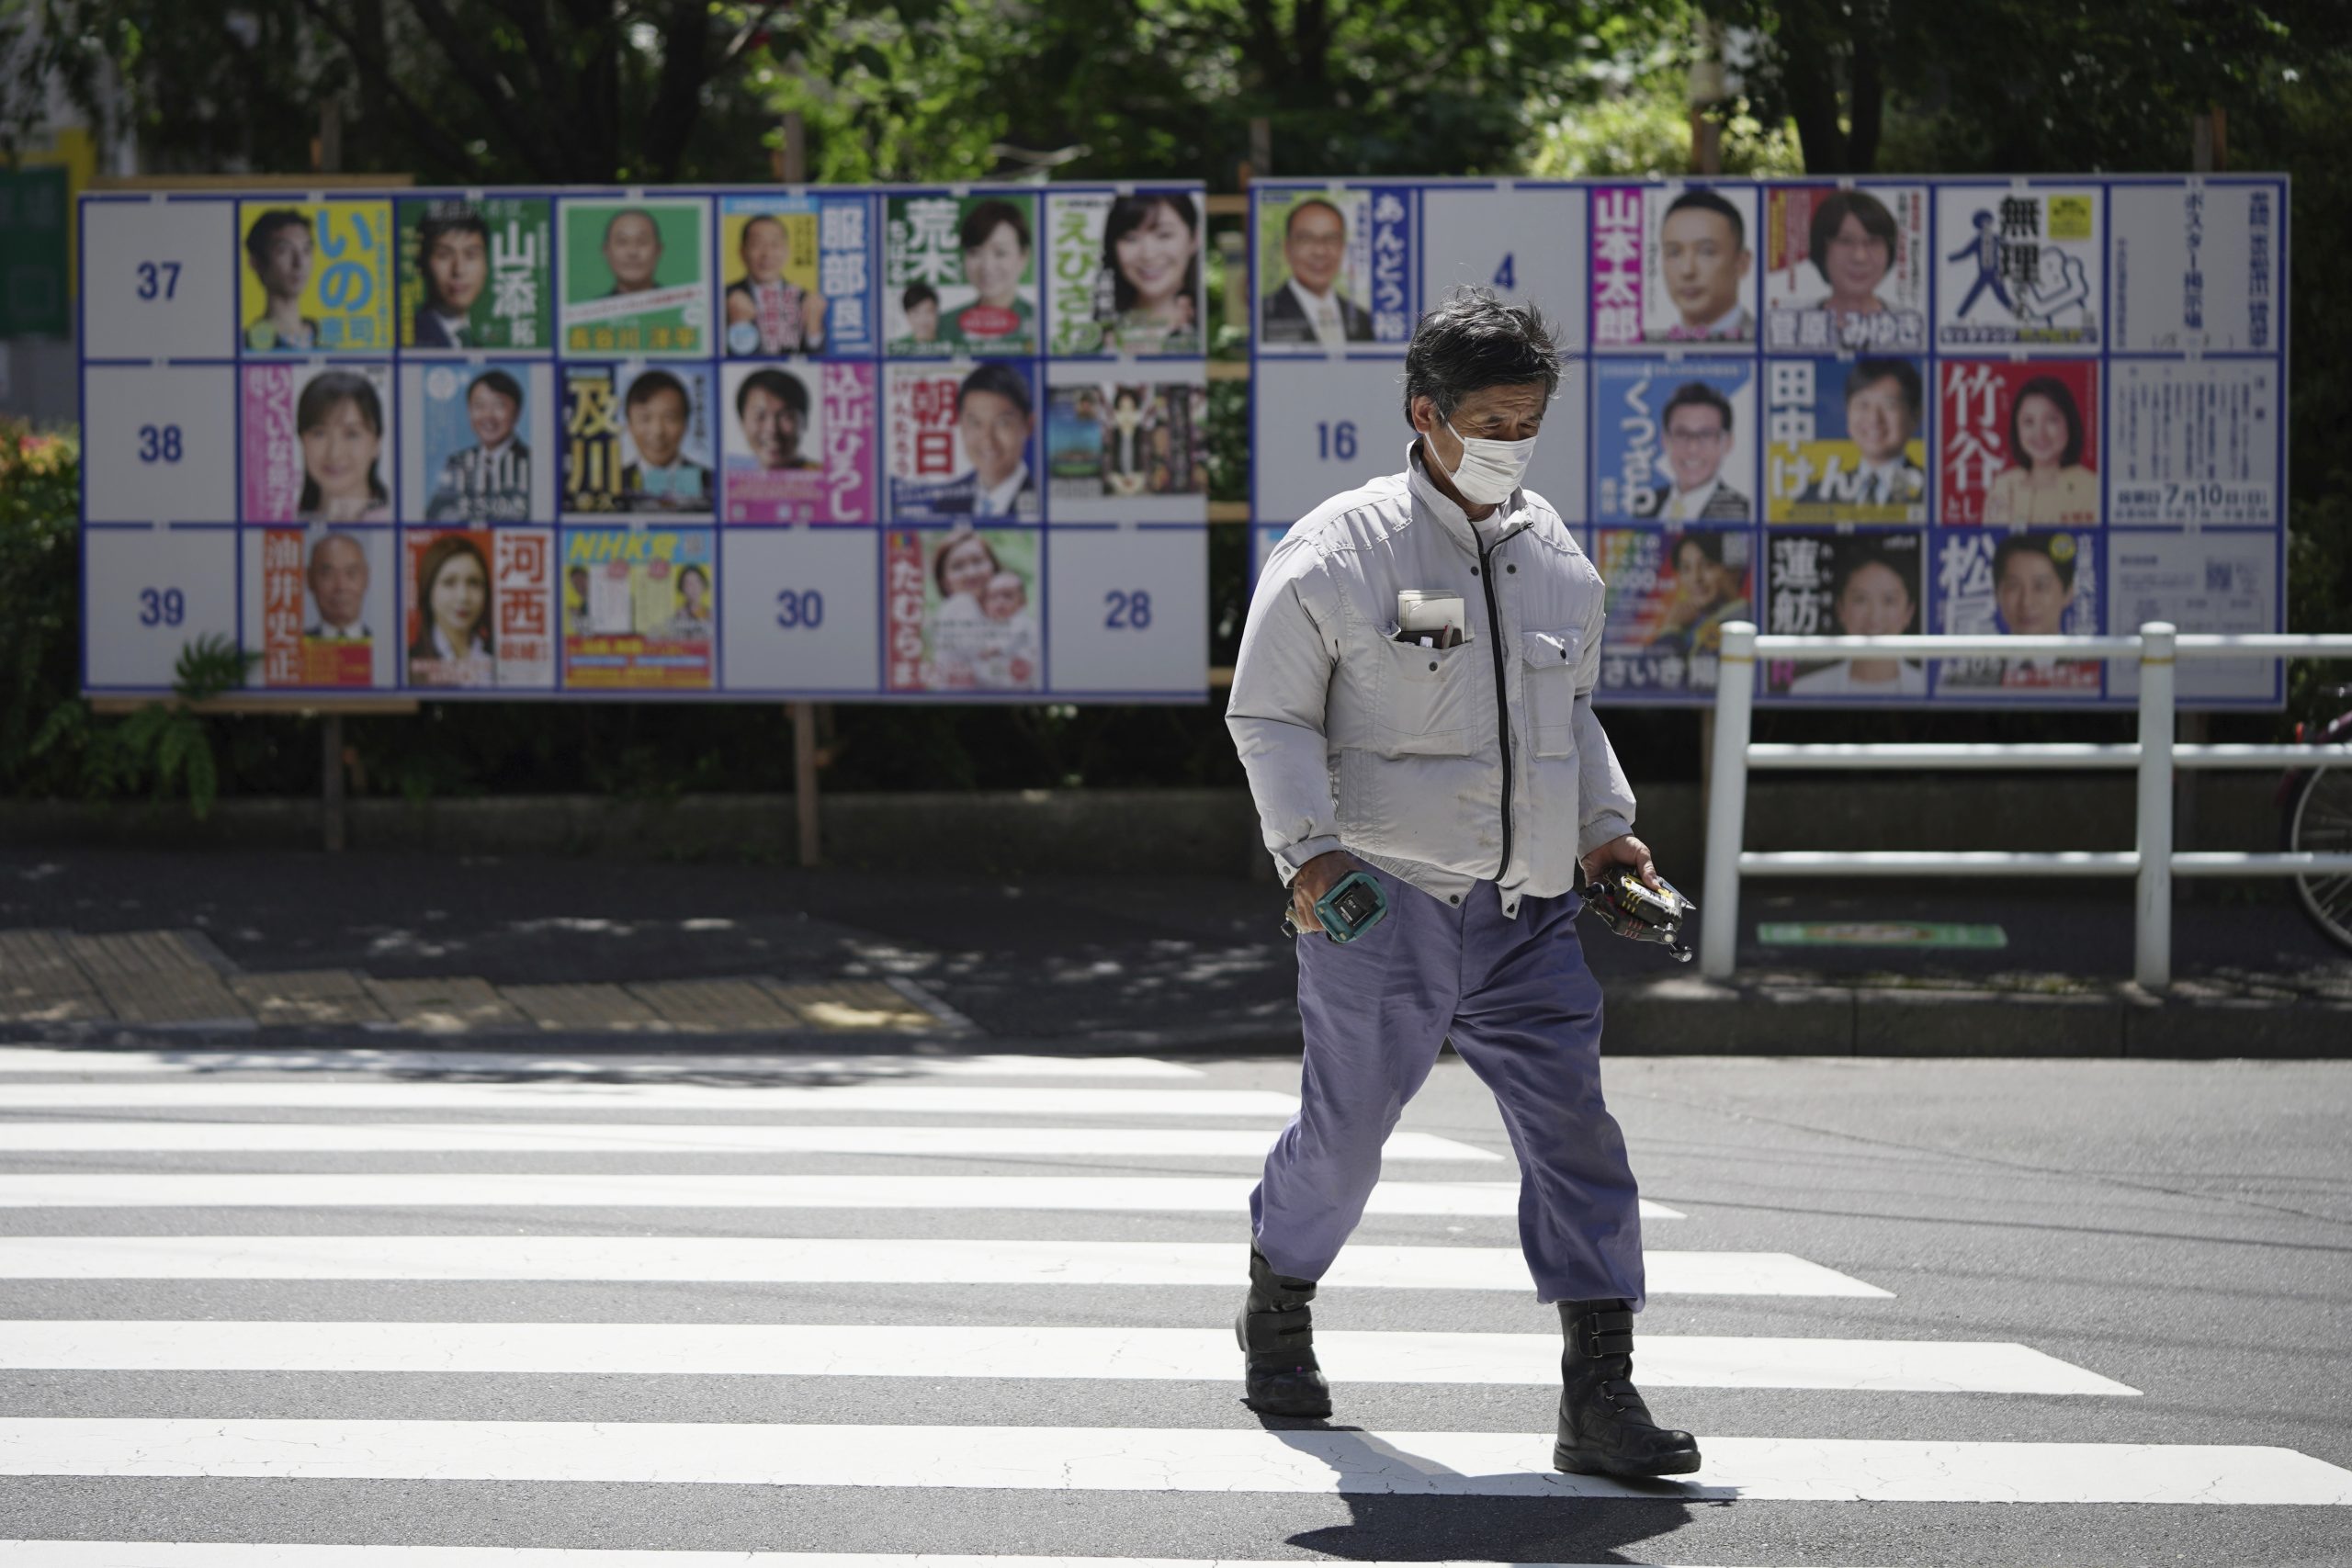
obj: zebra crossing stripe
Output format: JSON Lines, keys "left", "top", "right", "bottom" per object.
{"left": 0, "top": 1237, "right": 1883, "bottom": 1294}
{"left": 0, "top": 1321, "right": 2133, "bottom": 1393}
{"left": 0, "top": 1083, "right": 1297, "bottom": 1116}
{"left": 0, "top": 1550, "right": 1821, "bottom": 1567}
{"left": 0, "top": 1048, "right": 1202, "bottom": 1079}
{"left": 0, "top": 1173, "right": 1677, "bottom": 1220}
{"left": 2, "top": 1421, "right": 2343, "bottom": 1502}
{"left": 0, "top": 1122, "right": 1497, "bottom": 1160}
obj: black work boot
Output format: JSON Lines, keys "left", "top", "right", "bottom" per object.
{"left": 1553, "top": 1299, "right": 1702, "bottom": 1477}
{"left": 1236, "top": 1247, "right": 1331, "bottom": 1417}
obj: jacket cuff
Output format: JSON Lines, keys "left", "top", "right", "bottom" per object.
{"left": 1276, "top": 835, "right": 1346, "bottom": 884}
{"left": 1577, "top": 813, "right": 1634, "bottom": 863}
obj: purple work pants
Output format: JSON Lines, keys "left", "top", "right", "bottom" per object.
{"left": 1250, "top": 868, "right": 1647, "bottom": 1309}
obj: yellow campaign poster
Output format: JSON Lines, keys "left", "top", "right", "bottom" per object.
{"left": 238, "top": 198, "right": 394, "bottom": 354}
{"left": 718, "top": 196, "right": 825, "bottom": 357}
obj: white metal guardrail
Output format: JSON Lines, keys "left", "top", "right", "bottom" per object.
{"left": 1701, "top": 621, "right": 2352, "bottom": 988}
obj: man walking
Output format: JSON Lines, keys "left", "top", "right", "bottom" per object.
{"left": 1226, "top": 287, "right": 1699, "bottom": 1479}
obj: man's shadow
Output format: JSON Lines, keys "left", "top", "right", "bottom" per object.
{"left": 1249, "top": 1409, "right": 1701, "bottom": 1564}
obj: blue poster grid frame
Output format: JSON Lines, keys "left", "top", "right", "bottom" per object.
{"left": 75, "top": 182, "right": 1212, "bottom": 705}
{"left": 1246, "top": 173, "right": 2290, "bottom": 712}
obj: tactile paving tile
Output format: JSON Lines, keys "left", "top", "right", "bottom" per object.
{"left": 499, "top": 983, "right": 668, "bottom": 1032}
{"left": 229, "top": 970, "right": 390, "bottom": 1027}
{"left": 755, "top": 978, "right": 939, "bottom": 1032}
{"left": 59, "top": 930, "right": 220, "bottom": 980}
{"left": 0, "top": 931, "right": 108, "bottom": 1022}
{"left": 88, "top": 966, "right": 254, "bottom": 1026}
{"left": 626, "top": 977, "right": 806, "bottom": 1032}
{"left": 362, "top": 976, "right": 527, "bottom": 1033}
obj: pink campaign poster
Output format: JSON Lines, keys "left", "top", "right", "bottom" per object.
{"left": 242, "top": 365, "right": 303, "bottom": 521}
{"left": 721, "top": 362, "right": 876, "bottom": 524}
{"left": 1589, "top": 186, "right": 1645, "bottom": 348}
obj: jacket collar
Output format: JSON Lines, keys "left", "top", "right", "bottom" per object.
{"left": 1406, "top": 439, "right": 1529, "bottom": 555}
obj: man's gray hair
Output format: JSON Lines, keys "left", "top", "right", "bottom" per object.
{"left": 1400, "top": 286, "right": 1562, "bottom": 424}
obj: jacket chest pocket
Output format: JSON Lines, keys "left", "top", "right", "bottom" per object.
{"left": 1372, "top": 627, "right": 1478, "bottom": 756}
{"left": 1521, "top": 628, "right": 1581, "bottom": 758}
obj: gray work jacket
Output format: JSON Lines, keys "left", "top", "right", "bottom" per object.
{"left": 1227, "top": 444, "right": 1636, "bottom": 918}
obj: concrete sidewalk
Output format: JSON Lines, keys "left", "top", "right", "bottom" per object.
{"left": 2, "top": 846, "right": 2346, "bottom": 1055}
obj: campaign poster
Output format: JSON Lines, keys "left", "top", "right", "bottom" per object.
{"left": 1589, "top": 182, "right": 1758, "bottom": 351}
{"left": 237, "top": 199, "right": 393, "bottom": 354}
{"left": 1593, "top": 526, "right": 1754, "bottom": 697}
{"left": 720, "top": 361, "right": 877, "bottom": 524}
{"left": 2109, "top": 533, "right": 2278, "bottom": 701}
{"left": 1591, "top": 357, "right": 1757, "bottom": 524}
{"left": 560, "top": 361, "right": 716, "bottom": 518}
{"left": 240, "top": 363, "right": 395, "bottom": 524}
{"left": 1939, "top": 359, "right": 2100, "bottom": 526}
{"left": 883, "top": 525, "right": 1043, "bottom": 693}
{"left": 1254, "top": 185, "right": 1413, "bottom": 353}
{"left": 1045, "top": 188, "right": 1206, "bottom": 356}
{"left": 2106, "top": 360, "right": 2278, "bottom": 526}
{"left": 401, "top": 525, "right": 555, "bottom": 689}
{"left": 557, "top": 197, "right": 711, "bottom": 355}
{"left": 1934, "top": 185, "right": 2102, "bottom": 350}
{"left": 560, "top": 526, "right": 717, "bottom": 690}
{"left": 1044, "top": 375, "right": 1209, "bottom": 525}
{"left": 396, "top": 196, "right": 552, "bottom": 351}
{"left": 1762, "top": 356, "right": 1929, "bottom": 525}
{"left": 250, "top": 525, "right": 393, "bottom": 689}
{"left": 883, "top": 361, "right": 1040, "bottom": 523}
{"left": 719, "top": 193, "right": 876, "bottom": 357}
{"left": 1761, "top": 529, "right": 1928, "bottom": 699}
{"left": 882, "top": 192, "right": 1040, "bottom": 356}
{"left": 1934, "top": 528, "right": 2103, "bottom": 697}
{"left": 400, "top": 362, "right": 552, "bottom": 525}
{"left": 2110, "top": 180, "right": 2281, "bottom": 354}
{"left": 1762, "top": 183, "right": 1928, "bottom": 353}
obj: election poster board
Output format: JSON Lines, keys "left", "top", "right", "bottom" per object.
{"left": 80, "top": 182, "right": 1208, "bottom": 702}
{"left": 1250, "top": 174, "right": 2290, "bottom": 709}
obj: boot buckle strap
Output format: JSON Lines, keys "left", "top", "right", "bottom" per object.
{"left": 1241, "top": 1311, "right": 1311, "bottom": 1352}
{"left": 1584, "top": 1329, "right": 1635, "bottom": 1357}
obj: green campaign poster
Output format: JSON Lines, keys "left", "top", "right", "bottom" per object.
{"left": 558, "top": 197, "right": 711, "bottom": 356}
{"left": 398, "top": 196, "right": 553, "bottom": 351}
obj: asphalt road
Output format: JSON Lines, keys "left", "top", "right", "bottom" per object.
{"left": 0, "top": 1044, "right": 2346, "bottom": 1565}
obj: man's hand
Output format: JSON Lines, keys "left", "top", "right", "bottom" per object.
{"left": 1290, "top": 849, "right": 1370, "bottom": 936}
{"left": 1580, "top": 833, "right": 1661, "bottom": 891}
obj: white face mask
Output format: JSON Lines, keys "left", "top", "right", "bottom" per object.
{"left": 1438, "top": 415, "right": 1538, "bottom": 506}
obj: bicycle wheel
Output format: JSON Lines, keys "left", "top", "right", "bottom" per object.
{"left": 2289, "top": 763, "right": 2352, "bottom": 953}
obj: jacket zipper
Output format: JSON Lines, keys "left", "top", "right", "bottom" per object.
{"left": 1476, "top": 536, "right": 1513, "bottom": 883}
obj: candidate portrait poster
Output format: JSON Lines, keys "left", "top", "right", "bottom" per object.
{"left": 558, "top": 197, "right": 711, "bottom": 355}
{"left": 1044, "top": 376, "right": 1209, "bottom": 525}
{"left": 1763, "top": 355, "right": 1929, "bottom": 525}
{"left": 560, "top": 361, "right": 716, "bottom": 518}
{"left": 1253, "top": 185, "right": 1413, "bottom": 353}
{"left": 884, "top": 361, "right": 1041, "bottom": 524}
{"left": 884, "top": 525, "right": 1042, "bottom": 693}
{"left": 240, "top": 362, "right": 395, "bottom": 524}
{"left": 2109, "top": 180, "right": 2281, "bottom": 354}
{"left": 720, "top": 361, "right": 877, "bottom": 524}
{"left": 1762, "top": 183, "right": 1928, "bottom": 354}
{"left": 1939, "top": 358, "right": 2100, "bottom": 526}
{"left": 1935, "top": 528, "right": 2103, "bottom": 697}
{"left": 237, "top": 199, "right": 393, "bottom": 354}
{"left": 2105, "top": 359, "right": 2278, "bottom": 526}
{"left": 400, "top": 362, "right": 552, "bottom": 525}
{"left": 396, "top": 196, "right": 552, "bottom": 351}
{"left": 1935, "top": 185, "right": 2102, "bottom": 350}
{"left": 402, "top": 525, "right": 556, "bottom": 690}
{"left": 1046, "top": 188, "right": 1206, "bottom": 356}
{"left": 1593, "top": 526, "right": 1753, "bottom": 698}
{"left": 560, "top": 526, "right": 716, "bottom": 690}
{"left": 247, "top": 525, "right": 396, "bottom": 690}
{"left": 719, "top": 193, "right": 876, "bottom": 357}
{"left": 1589, "top": 182, "right": 1758, "bottom": 351}
{"left": 1591, "top": 357, "right": 1757, "bottom": 525}
{"left": 1761, "top": 529, "right": 1928, "bottom": 699}
{"left": 882, "top": 192, "right": 1040, "bottom": 357}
